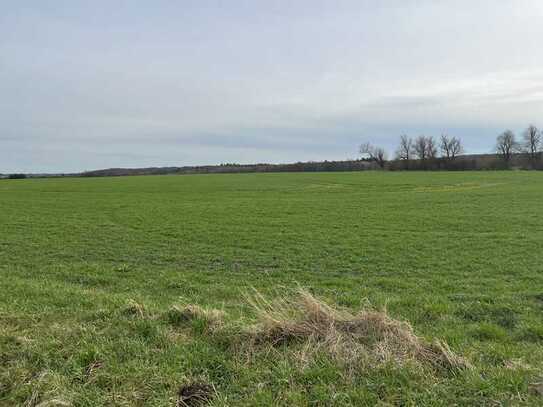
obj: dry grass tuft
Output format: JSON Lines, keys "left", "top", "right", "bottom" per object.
{"left": 529, "top": 381, "right": 543, "bottom": 397}
{"left": 166, "top": 305, "right": 224, "bottom": 332}
{"left": 122, "top": 299, "right": 146, "bottom": 318}
{"left": 423, "top": 339, "right": 473, "bottom": 371}
{"left": 22, "top": 371, "right": 73, "bottom": 407}
{"left": 503, "top": 358, "right": 532, "bottom": 371}
{"left": 176, "top": 381, "right": 215, "bottom": 407}
{"left": 84, "top": 360, "right": 103, "bottom": 384}
{"left": 244, "top": 288, "right": 471, "bottom": 372}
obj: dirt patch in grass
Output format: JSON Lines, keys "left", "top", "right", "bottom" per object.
{"left": 177, "top": 381, "right": 215, "bottom": 406}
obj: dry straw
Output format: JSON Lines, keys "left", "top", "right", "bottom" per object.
{"left": 243, "top": 288, "right": 472, "bottom": 372}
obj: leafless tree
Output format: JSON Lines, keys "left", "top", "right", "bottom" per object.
{"left": 496, "top": 130, "right": 518, "bottom": 162}
{"left": 396, "top": 135, "right": 413, "bottom": 160}
{"left": 413, "top": 136, "right": 428, "bottom": 160}
{"left": 413, "top": 136, "right": 437, "bottom": 160}
{"left": 440, "top": 134, "right": 464, "bottom": 159}
{"left": 359, "top": 142, "right": 387, "bottom": 168}
{"left": 426, "top": 136, "right": 438, "bottom": 159}
{"left": 522, "top": 125, "right": 541, "bottom": 162}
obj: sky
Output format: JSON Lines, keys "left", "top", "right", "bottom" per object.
{"left": 1, "top": 0, "right": 543, "bottom": 173}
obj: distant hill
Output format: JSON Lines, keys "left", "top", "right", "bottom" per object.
{"left": 3, "top": 153, "right": 542, "bottom": 179}
{"left": 79, "top": 160, "right": 373, "bottom": 177}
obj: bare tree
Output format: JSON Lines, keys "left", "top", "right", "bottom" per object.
{"left": 496, "top": 130, "right": 518, "bottom": 162}
{"left": 359, "top": 142, "right": 387, "bottom": 168}
{"left": 413, "top": 136, "right": 437, "bottom": 160}
{"left": 413, "top": 136, "right": 428, "bottom": 160}
{"left": 426, "top": 136, "right": 438, "bottom": 159}
{"left": 440, "top": 134, "right": 464, "bottom": 159}
{"left": 523, "top": 125, "right": 541, "bottom": 162}
{"left": 396, "top": 135, "right": 413, "bottom": 160}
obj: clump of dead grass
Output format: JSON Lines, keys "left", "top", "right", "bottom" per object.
{"left": 243, "top": 288, "right": 471, "bottom": 373}
{"left": 22, "top": 371, "right": 73, "bottom": 407}
{"left": 166, "top": 304, "right": 224, "bottom": 332}
{"left": 529, "top": 381, "right": 543, "bottom": 397}
{"left": 122, "top": 299, "right": 147, "bottom": 318}
{"left": 83, "top": 360, "right": 103, "bottom": 384}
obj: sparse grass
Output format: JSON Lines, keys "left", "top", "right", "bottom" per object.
{"left": 1, "top": 171, "right": 543, "bottom": 405}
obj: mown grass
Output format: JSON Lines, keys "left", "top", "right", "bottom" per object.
{"left": 1, "top": 171, "right": 542, "bottom": 405}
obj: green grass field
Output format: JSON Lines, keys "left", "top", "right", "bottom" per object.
{"left": 1, "top": 171, "right": 543, "bottom": 406}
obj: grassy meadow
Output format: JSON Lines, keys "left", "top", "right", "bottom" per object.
{"left": 1, "top": 171, "right": 543, "bottom": 406}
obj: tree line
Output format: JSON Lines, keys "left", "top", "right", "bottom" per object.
{"left": 360, "top": 125, "right": 542, "bottom": 170}
{"left": 4, "top": 125, "right": 542, "bottom": 179}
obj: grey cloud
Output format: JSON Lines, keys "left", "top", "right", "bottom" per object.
{"left": 1, "top": 0, "right": 543, "bottom": 172}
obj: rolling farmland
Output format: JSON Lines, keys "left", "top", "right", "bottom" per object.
{"left": 1, "top": 171, "right": 542, "bottom": 406}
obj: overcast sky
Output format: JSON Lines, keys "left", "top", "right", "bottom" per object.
{"left": 1, "top": 1, "right": 543, "bottom": 173}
